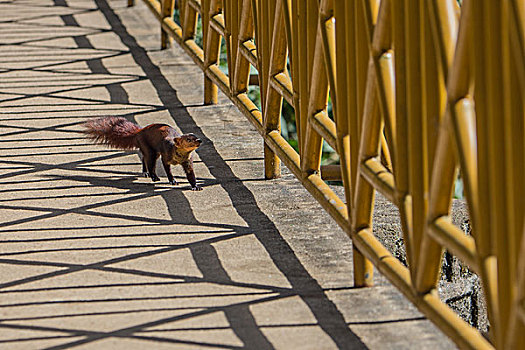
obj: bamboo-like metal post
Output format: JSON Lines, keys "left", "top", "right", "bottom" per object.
{"left": 415, "top": 0, "right": 460, "bottom": 294}
{"left": 161, "top": 0, "right": 176, "bottom": 49}
{"left": 257, "top": 0, "right": 280, "bottom": 179}
{"left": 262, "top": 0, "right": 286, "bottom": 179}
{"left": 181, "top": 0, "right": 198, "bottom": 41}
{"left": 405, "top": 0, "right": 428, "bottom": 278}
{"left": 232, "top": 0, "right": 253, "bottom": 95}
{"left": 203, "top": 0, "right": 219, "bottom": 104}
{"left": 301, "top": 7, "right": 325, "bottom": 177}
{"left": 391, "top": 0, "right": 413, "bottom": 276}
{"left": 506, "top": 3, "right": 525, "bottom": 347}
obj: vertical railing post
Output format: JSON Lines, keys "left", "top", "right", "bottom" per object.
{"left": 232, "top": 0, "right": 253, "bottom": 96}
{"left": 202, "top": 0, "right": 219, "bottom": 104}
{"left": 161, "top": 0, "right": 176, "bottom": 49}
{"left": 262, "top": 0, "right": 284, "bottom": 179}
{"left": 350, "top": 0, "right": 378, "bottom": 288}
{"left": 506, "top": 1, "right": 525, "bottom": 346}
{"left": 181, "top": 0, "right": 198, "bottom": 41}
{"left": 415, "top": 0, "right": 460, "bottom": 295}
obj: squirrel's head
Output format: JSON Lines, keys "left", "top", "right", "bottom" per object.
{"left": 174, "top": 133, "right": 202, "bottom": 153}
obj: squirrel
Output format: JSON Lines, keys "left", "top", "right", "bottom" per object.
{"left": 83, "top": 116, "right": 203, "bottom": 191}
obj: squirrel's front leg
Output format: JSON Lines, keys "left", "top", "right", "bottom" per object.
{"left": 182, "top": 160, "right": 202, "bottom": 191}
{"left": 161, "top": 155, "right": 177, "bottom": 185}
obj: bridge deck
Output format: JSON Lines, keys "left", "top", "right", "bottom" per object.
{"left": 0, "top": 0, "right": 454, "bottom": 348}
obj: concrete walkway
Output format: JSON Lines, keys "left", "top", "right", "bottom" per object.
{"left": 0, "top": 0, "right": 455, "bottom": 349}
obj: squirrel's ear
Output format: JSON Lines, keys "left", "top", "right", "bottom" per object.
{"left": 172, "top": 137, "right": 182, "bottom": 147}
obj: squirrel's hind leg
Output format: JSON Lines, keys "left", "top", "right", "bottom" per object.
{"left": 138, "top": 151, "right": 149, "bottom": 177}
{"left": 140, "top": 147, "right": 160, "bottom": 182}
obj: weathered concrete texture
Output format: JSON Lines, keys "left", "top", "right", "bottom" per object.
{"left": 0, "top": 0, "right": 456, "bottom": 348}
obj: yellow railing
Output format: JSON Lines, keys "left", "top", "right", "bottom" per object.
{"left": 130, "top": 0, "right": 525, "bottom": 348}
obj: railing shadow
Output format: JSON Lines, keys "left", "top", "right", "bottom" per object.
{"left": 0, "top": 0, "right": 378, "bottom": 348}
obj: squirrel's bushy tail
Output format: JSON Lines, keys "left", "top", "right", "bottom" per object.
{"left": 83, "top": 116, "right": 141, "bottom": 150}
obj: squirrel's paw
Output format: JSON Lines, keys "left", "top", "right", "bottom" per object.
{"left": 142, "top": 172, "right": 149, "bottom": 178}
{"left": 169, "top": 179, "right": 178, "bottom": 186}
{"left": 191, "top": 185, "right": 203, "bottom": 191}
{"left": 150, "top": 174, "right": 160, "bottom": 182}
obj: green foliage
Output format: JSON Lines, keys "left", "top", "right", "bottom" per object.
{"left": 454, "top": 174, "right": 465, "bottom": 199}
{"left": 173, "top": 9, "right": 204, "bottom": 48}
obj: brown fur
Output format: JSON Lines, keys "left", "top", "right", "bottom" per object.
{"left": 83, "top": 116, "right": 203, "bottom": 190}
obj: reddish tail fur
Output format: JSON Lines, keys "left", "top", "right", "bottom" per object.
{"left": 83, "top": 116, "right": 141, "bottom": 150}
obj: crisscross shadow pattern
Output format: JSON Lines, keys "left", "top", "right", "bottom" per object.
{"left": 0, "top": 0, "right": 386, "bottom": 348}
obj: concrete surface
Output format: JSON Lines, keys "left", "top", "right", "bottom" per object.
{"left": 0, "top": 0, "right": 456, "bottom": 348}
